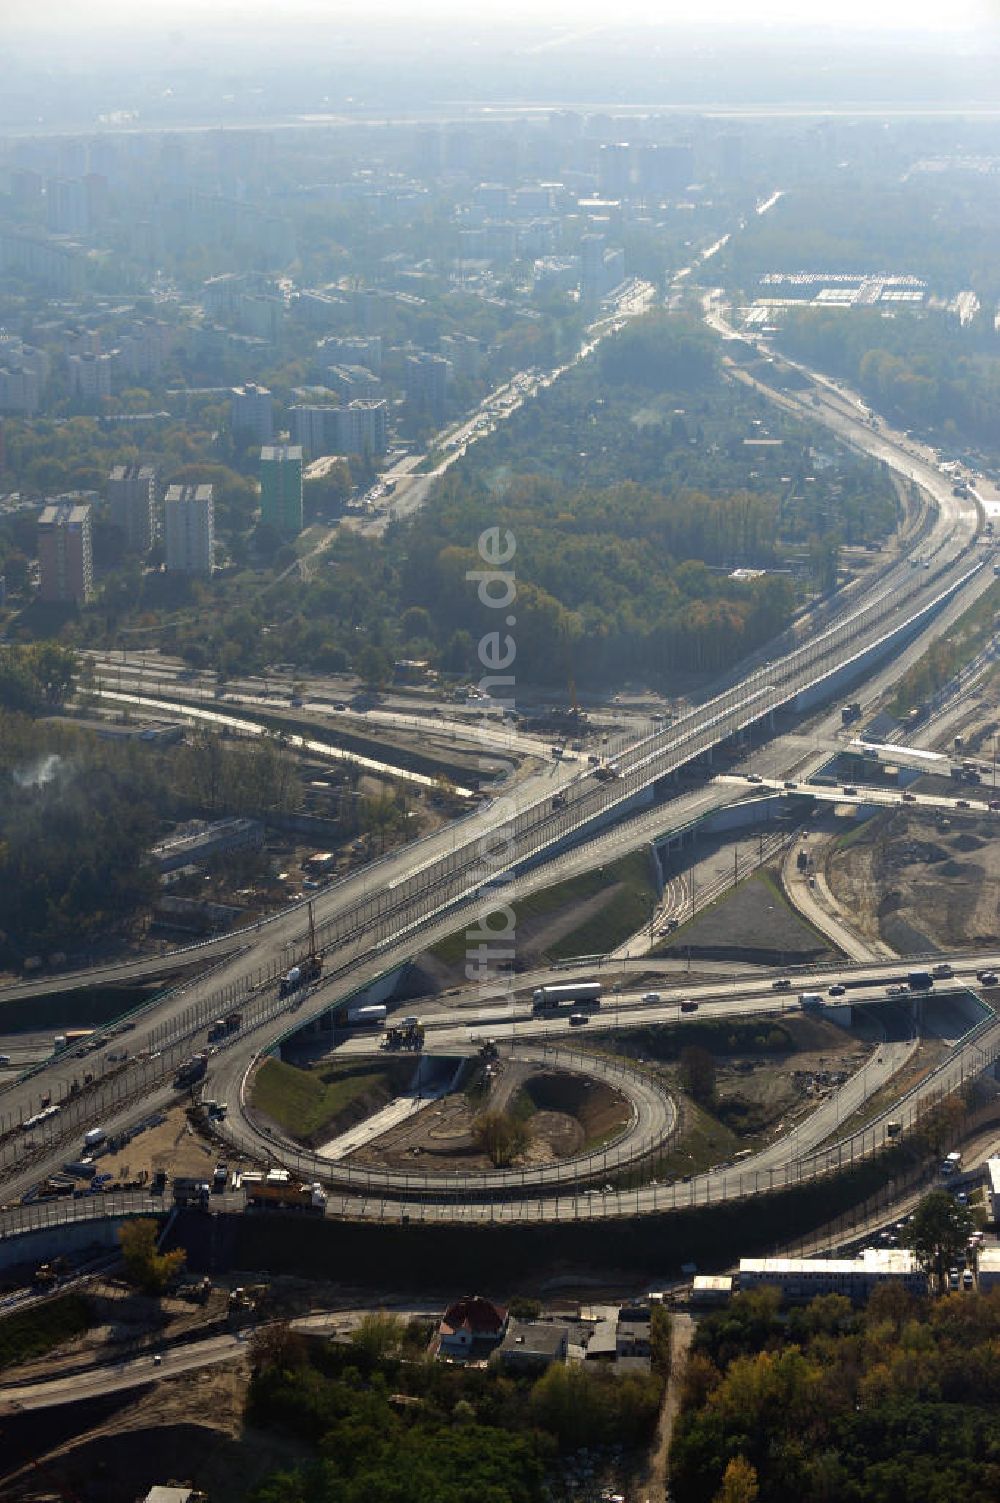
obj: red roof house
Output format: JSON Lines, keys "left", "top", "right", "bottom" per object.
{"left": 437, "top": 1294, "right": 508, "bottom": 1358}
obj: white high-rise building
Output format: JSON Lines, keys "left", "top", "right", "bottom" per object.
{"left": 164, "top": 483, "right": 214, "bottom": 575}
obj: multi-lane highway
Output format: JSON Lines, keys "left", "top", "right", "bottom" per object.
{"left": 4, "top": 955, "right": 996, "bottom": 1229}
{"left": 0, "top": 224, "right": 994, "bottom": 1232}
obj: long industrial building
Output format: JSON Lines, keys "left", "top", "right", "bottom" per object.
{"left": 735, "top": 1249, "right": 927, "bottom": 1302}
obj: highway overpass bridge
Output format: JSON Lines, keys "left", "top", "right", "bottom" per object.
{"left": 0, "top": 546, "right": 987, "bottom": 1011}
{"left": 0, "top": 258, "right": 992, "bottom": 1232}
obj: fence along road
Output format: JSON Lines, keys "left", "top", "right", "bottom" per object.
{"left": 0, "top": 320, "right": 989, "bottom": 1225}
{"left": 5, "top": 996, "right": 998, "bottom": 1233}
{"left": 0, "top": 553, "right": 989, "bottom": 1212}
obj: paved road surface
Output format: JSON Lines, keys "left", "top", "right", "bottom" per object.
{"left": 0, "top": 1306, "right": 434, "bottom": 1413}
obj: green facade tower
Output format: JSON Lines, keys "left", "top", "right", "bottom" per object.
{"left": 260, "top": 443, "right": 304, "bottom": 539}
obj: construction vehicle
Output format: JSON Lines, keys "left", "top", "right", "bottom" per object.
{"left": 32, "top": 1178, "right": 75, "bottom": 1203}
{"left": 180, "top": 1276, "right": 212, "bottom": 1304}
{"left": 279, "top": 903, "right": 324, "bottom": 998}
{"left": 174, "top": 1052, "right": 209, "bottom": 1090}
{"left": 32, "top": 1256, "right": 69, "bottom": 1288}
{"left": 381, "top": 1021, "right": 425, "bottom": 1051}
{"left": 173, "top": 1176, "right": 211, "bottom": 1208}
{"left": 207, "top": 1011, "right": 243, "bottom": 1042}
{"left": 229, "top": 1282, "right": 268, "bottom": 1312}
{"left": 245, "top": 1180, "right": 327, "bottom": 1213}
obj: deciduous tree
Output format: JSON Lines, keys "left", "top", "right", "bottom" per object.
{"left": 118, "top": 1220, "right": 185, "bottom": 1294}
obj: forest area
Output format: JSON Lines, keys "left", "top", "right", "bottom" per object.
{"left": 776, "top": 307, "right": 1000, "bottom": 456}
{"left": 719, "top": 183, "right": 1000, "bottom": 304}
{"left": 247, "top": 1313, "right": 666, "bottom": 1503}
{"left": 0, "top": 694, "right": 301, "bottom": 962}
{"left": 392, "top": 314, "right": 895, "bottom": 688}
{"left": 671, "top": 1281, "right": 1000, "bottom": 1503}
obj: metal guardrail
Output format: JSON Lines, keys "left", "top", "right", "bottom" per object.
{"left": 0, "top": 471, "right": 987, "bottom": 1221}
{"left": 2, "top": 1004, "right": 998, "bottom": 1235}
{"left": 226, "top": 1040, "right": 678, "bottom": 1200}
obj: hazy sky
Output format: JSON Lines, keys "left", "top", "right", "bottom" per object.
{"left": 5, "top": 0, "right": 1000, "bottom": 34}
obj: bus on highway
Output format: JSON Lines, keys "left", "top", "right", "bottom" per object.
{"left": 532, "top": 982, "right": 602, "bottom": 1014}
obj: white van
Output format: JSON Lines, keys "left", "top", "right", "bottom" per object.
{"left": 799, "top": 993, "right": 824, "bottom": 1009}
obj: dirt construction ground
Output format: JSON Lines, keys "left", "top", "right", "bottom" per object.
{"left": 350, "top": 1063, "right": 630, "bottom": 1174}
{"left": 825, "top": 808, "right": 1000, "bottom": 953}
{"left": 0, "top": 1362, "right": 309, "bottom": 1503}
{"left": 96, "top": 1105, "right": 251, "bottom": 1186}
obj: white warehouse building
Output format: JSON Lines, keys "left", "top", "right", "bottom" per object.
{"left": 738, "top": 1249, "right": 926, "bottom": 1303}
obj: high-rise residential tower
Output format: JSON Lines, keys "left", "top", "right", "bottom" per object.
{"left": 107, "top": 463, "right": 156, "bottom": 552}
{"left": 164, "top": 483, "right": 214, "bottom": 575}
{"left": 259, "top": 444, "right": 303, "bottom": 538}
{"left": 37, "top": 500, "right": 93, "bottom": 605}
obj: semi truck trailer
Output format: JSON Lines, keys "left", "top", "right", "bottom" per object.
{"left": 532, "top": 982, "right": 602, "bottom": 1013}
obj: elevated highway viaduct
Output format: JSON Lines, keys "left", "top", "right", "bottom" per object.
{"left": 0, "top": 294, "right": 993, "bottom": 1227}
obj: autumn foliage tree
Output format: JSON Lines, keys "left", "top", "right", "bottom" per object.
{"left": 474, "top": 1109, "right": 530, "bottom": 1167}
{"left": 715, "top": 1456, "right": 759, "bottom": 1503}
{"left": 670, "top": 1279, "right": 1000, "bottom": 1502}
{"left": 118, "top": 1220, "right": 185, "bottom": 1294}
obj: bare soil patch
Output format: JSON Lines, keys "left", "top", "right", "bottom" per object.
{"left": 350, "top": 1066, "right": 630, "bottom": 1174}
{"left": 601, "top": 1013, "right": 875, "bottom": 1154}
{"left": 0, "top": 1364, "right": 305, "bottom": 1503}
{"left": 96, "top": 1105, "right": 227, "bottom": 1186}
{"left": 713, "top": 1042, "right": 868, "bottom": 1138}
{"left": 827, "top": 807, "right": 1000, "bottom": 950}
{"left": 520, "top": 1070, "right": 631, "bottom": 1145}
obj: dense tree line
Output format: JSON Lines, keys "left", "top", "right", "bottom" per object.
{"left": 400, "top": 469, "right": 795, "bottom": 684}
{"left": 0, "top": 713, "right": 302, "bottom": 959}
{"left": 888, "top": 582, "right": 1000, "bottom": 716}
{"left": 720, "top": 184, "right": 1000, "bottom": 303}
{"left": 385, "top": 315, "right": 894, "bottom": 687}
{"left": 776, "top": 307, "right": 1000, "bottom": 453}
{"left": 671, "top": 1279, "right": 1000, "bottom": 1503}
{"left": 248, "top": 1321, "right": 662, "bottom": 1503}
{"left": 0, "top": 735, "right": 160, "bottom": 960}
{"left": 0, "top": 643, "right": 76, "bottom": 713}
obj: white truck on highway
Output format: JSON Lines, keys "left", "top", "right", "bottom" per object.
{"left": 344, "top": 1004, "right": 387, "bottom": 1028}
{"left": 532, "top": 982, "right": 602, "bottom": 1014}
